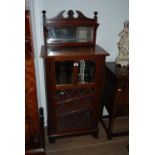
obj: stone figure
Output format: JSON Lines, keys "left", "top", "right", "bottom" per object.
{"left": 116, "top": 20, "right": 129, "bottom": 67}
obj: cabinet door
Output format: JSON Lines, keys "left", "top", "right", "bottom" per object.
{"left": 55, "top": 60, "right": 96, "bottom": 85}
{"left": 55, "top": 87, "right": 95, "bottom": 132}
{"left": 54, "top": 60, "right": 97, "bottom": 132}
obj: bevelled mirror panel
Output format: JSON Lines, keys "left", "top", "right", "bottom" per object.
{"left": 47, "top": 27, "right": 93, "bottom": 44}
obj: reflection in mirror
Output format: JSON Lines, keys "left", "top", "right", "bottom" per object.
{"left": 47, "top": 27, "right": 93, "bottom": 44}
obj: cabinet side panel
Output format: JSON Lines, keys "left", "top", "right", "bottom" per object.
{"left": 94, "top": 56, "right": 105, "bottom": 126}
{"left": 44, "top": 58, "right": 56, "bottom": 134}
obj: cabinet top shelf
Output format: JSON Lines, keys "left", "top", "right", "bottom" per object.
{"left": 41, "top": 44, "right": 109, "bottom": 59}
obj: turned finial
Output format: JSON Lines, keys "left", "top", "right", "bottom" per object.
{"left": 42, "top": 10, "right": 46, "bottom": 23}
{"left": 67, "top": 10, "right": 74, "bottom": 19}
{"left": 94, "top": 11, "right": 98, "bottom": 20}
{"left": 42, "top": 10, "right": 46, "bottom": 15}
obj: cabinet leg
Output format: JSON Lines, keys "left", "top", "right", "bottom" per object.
{"left": 107, "top": 132, "right": 112, "bottom": 140}
{"left": 107, "top": 117, "right": 115, "bottom": 140}
{"left": 49, "top": 137, "right": 55, "bottom": 143}
{"left": 127, "top": 145, "right": 129, "bottom": 151}
{"left": 92, "top": 132, "right": 99, "bottom": 139}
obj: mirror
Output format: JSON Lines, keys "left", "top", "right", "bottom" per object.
{"left": 47, "top": 27, "right": 93, "bottom": 44}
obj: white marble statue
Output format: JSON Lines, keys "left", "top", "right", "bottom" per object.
{"left": 116, "top": 20, "right": 129, "bottom": 67}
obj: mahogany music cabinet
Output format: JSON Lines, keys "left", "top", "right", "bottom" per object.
{"left": 41, "top": 10, "right": 109, "bottom": 143}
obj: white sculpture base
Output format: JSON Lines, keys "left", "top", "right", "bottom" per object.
{"left": 116, "top": 58, "right": 129, "bottom": 67}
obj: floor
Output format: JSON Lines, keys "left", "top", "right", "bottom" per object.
{"left": 45, "top": 117, "right": 129, "bottom": 155}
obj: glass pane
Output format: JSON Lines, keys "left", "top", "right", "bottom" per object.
{"left": 76, "top": 27, "right": 93, "bottom": 42}
{"left": 55, "top": 61, "right": 74, "bottom": 85}
{"left": 46, "top": 27, "right": 93, "bottom": 44}
{"left": 78, "top": 60, "right": 96, "bottom": 83}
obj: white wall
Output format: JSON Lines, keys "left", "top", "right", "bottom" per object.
{"left": 43, "top": 0, "right": 129, "bottom": 61}
{"left": 29, "top": 0, "right": 129, "bottom": 125}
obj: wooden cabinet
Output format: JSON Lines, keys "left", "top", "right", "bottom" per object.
{"left": 41, "top": 10, "right": 109, "bottom": 142}
{"left": 25, "top": 10, "right": 45, "bottom": 155}
{"left": 101, "top": 62, "right": 129, "bottom": 139}
{"left": 42, "top": 46, "right": 109, "bottom": 142}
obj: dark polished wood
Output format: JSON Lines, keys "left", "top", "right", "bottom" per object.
{"left": 42, "top": 45, "right": 109, "bottom": 143}
{"left": 25, "top": 10, "right": 45, "bottom": 155}
{"left": 100, "top": 62, "right": 129, "bottom": 139}
{"left": 42, "top": 10, "right": 99, "bottom": 48}
{"left": 41, "top": 10, "right": 109, "bottom": 143}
